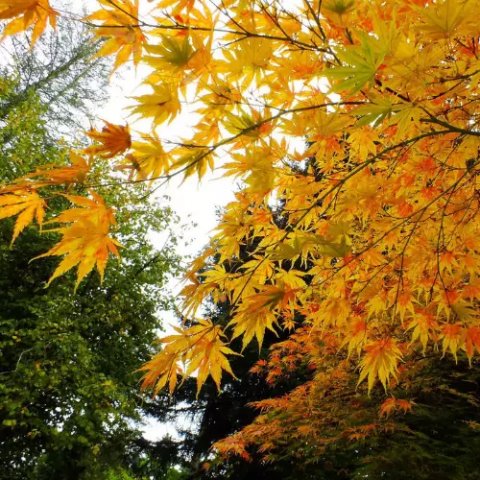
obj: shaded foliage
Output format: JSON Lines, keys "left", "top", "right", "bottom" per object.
{"left": 0, "top": 34, "right": 180, "bottom": 480}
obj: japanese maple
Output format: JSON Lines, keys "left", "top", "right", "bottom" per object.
{"left": 1, "top": 0, "right": 480, "bottom": 463}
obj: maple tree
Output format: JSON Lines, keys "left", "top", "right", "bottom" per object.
{"left": 2, "top": 0, "right": 480, "bottom": 468}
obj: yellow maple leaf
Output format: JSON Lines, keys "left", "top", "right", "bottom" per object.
{"left": 415, "top": 0, "right": 477, "bottom": 39}
{"left": 140, "top": 349, "right": 182, "bottom": 395}
{"left": 130, "top": 81, "right": 181, "bottom": 126}
{"left": 0, "top": 187, "right": 45, "bottom": 243}
{"left": 36, "top": 192, "right": 120, "bottom": 288}
{"left": 358, "top": 338, "right": 402, "bottom": 393}
{"left": 407, "top": 311, "right": 437, "bottom": 353}
{"left": 347, "top": 127, "right": 378, "bottom": 162}
{"left": 184, "top": 321, "right": 238, "bottom": 394}
{"left": 246, "top": 285, "right": 297, "bottom": 312}
{"left": 85, "top": 0, "right": 145, "bottom": 69}
{"left": 228, "top": 307, "right": 278, "bottom": 350}
{"left": 118, "top": 132, "right": 169, "bottom": 180}
{"left": 440, "top": 323, "right": 462, "bottom": 361}
{"left": 220, "top": 37, "right": 274, "bottom": 85}
{"left": 342, "top": 319, "right": 368, "bottom": 357}
{"left": 141, "top": 319, "right": 237, "bottom": 395}
{"left": 170, "top": 146, "right": 213, "bottom": 180}
{"left": 0, "top": 0, "right": 57, "bottom": 45}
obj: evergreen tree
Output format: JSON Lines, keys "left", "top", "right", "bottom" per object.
{"left": 0, "top": 27, "right": 181, "bottom": 480}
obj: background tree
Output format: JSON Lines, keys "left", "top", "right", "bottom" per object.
{"left": 0, "top": 16, "right": 111, "bottom": 139}
{"left": 0, "top": 25, "right": 182, "bottom": 480}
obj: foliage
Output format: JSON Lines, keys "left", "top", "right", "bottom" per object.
{"left": 0, "top": 40, "right": 180, "bottom": 480}
{"left": 2, "top": 0, "right": 480, "bottom": 472}
{"left": 144, "top": 213, "right": 314, "bottom": 479}
{"left": 145, "top": 309, "right": 299, "bottom": 479}
{"left": 1, "top": 16, "right": 111, "bottom": 138}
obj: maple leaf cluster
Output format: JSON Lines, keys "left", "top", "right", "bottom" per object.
{"left": 0, "top": 143, "right": 123, "bottom": 288}
{"left": 2, "top": 0, "right": 480, "bottom": 462}
{"left": 0, "top": 0, "right": 57, "bottom": 45}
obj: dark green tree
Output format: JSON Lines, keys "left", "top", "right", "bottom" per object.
{"left": 0, "top": 28, "right": 182, "bottom": 480}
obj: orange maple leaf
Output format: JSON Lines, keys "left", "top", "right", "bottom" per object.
{"left": 0, "top": 187, "right": 45, "bottom": 243}
{"left": 85, "top": 122, "right": 132, "bottom": 159}
{"left": 0, "top": 0, "right": 57, "bottom": 45}
{"left": 24, "top": 151, "right": 90, "bottom": 186}
{"left": 380, "top": 397, "right": 414, "bottom": 418}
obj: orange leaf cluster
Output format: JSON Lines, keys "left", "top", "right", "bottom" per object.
{"left": 3, "top": 0, "right": 480, "bottom": 463}
{"left": 140, "top": 319, "right": 237, "bottom": 395}
{"left": 0, "top": 0, "right": 57, "bottom": 44}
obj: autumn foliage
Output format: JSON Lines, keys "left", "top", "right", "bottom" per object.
{"left": 2, "top": 0, "right": 480, "bottom": 464}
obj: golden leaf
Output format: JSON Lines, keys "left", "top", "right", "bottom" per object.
{"left": 36, "top": 192, "right": 120, "bottom": 288}
{"left": 130, "top": 81, "right": 181, "bottom": 126}
{"left": 141, "top": 319, "right": 237, "bottom": 395}
{"left": 440, "top": 323, "right": 462, "bottom": 361}
{"left": 0, "top": 0, "right": 57, "bottom": 45}
{"left": 0, "top": 188, "right": 45, "bottom": 243}
{"left": 85, "top": 122, "right": 132, "bottom": 159}
{"left": 85, "top": 0, "right": 145, "bottom": 69}
{"left": 119, "top": 132, "right": 169, "bottom": 181}
{"left": 358, "top": 338, "right": 402, "bottom": 393}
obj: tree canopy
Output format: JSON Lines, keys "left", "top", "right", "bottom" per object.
{"left": 0, "top": 22, "right": 181, "bottom": 479}
{"left": 1, "top": 0, "right": 480, "bottom": 472}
